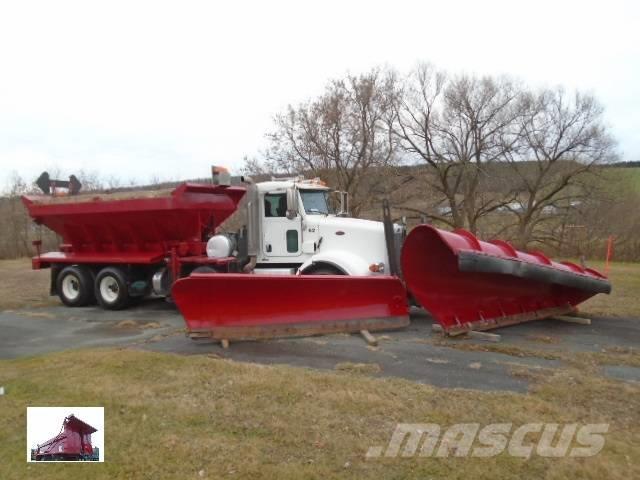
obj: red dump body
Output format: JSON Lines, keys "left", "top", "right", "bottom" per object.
{"left": 22, "top": 183, "right": 246, "bottom": 268}
{"left": 36, "top": 414, "right": 97, "bottom": 461}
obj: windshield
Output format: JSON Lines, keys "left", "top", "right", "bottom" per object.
{"left": 300, "top": 190, "right": 333, "bottom": 215}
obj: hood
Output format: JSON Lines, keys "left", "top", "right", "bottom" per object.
{"left": 310, "top": 215, "right": 384, "bottom": 234}
{"left": 304, "top": 215, "right": 390, "bottom": 266}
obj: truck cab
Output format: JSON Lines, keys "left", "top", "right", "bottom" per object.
{"left": 250, "top": 177, "right": 400, "bottom": 276}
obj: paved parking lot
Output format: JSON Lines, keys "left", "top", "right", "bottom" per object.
{"left": 1, "top": 299, "right": 639, "bottom": 392}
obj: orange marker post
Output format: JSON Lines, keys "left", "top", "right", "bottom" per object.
{"left": 605, "top": 235, "right": 614, "bottom": 276}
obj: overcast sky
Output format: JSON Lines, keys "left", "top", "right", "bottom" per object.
{"left": 1, "top": 0, "right": 638, "bottom": 191}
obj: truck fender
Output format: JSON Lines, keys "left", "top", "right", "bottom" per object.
{"left": 298, "top": 250, "right": 372, "bottom": 276}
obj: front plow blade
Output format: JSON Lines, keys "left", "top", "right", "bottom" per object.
{"left": 401, "top": 225, "right": 611, "bottom": 335}
{"left": 173, "top": 273, "right": 409, "bottom": 340}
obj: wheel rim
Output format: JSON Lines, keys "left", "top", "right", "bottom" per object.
{"left": 61, "top": 274, "right": 81, "bottom": 300}
{"left": 99, "top": 276, "right": 120, "bottom": 303}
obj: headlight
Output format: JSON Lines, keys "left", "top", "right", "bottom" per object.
{"left": 369, "top": 262, "right": 385, "bottom": 273}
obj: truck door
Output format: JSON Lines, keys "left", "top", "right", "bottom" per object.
{"left": 262, "top": 192, "right": 301, "bottom": 258}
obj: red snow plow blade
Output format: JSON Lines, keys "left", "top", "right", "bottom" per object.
{"left": 173, "top": 273, "right": 409, "bottom": 340}
{"left": 401, "top": 225, "right": 611, "bottom": 335}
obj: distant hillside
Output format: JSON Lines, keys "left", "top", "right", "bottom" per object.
{"left": 602, "top": 165, "right": 640, "bottom": 191}
{"left": 603, "top": 161, "right": 640, "bottom": 168}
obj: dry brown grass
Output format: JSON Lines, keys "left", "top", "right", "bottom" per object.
{"left": 435, "top": 341, "right": 564, "bottom": 361}
{"left": 580, "top": 261, "right": 640, "bottom": 318}
{"left": 577, "top": 348, "right": 640, "bottom": 368}
{"left": 0, "top": 348, "right": 638, "bottom": 479}
{"left": 439, "top": 338, "right": 640, "bottom": 370}
{"left": 334, "top": 362, "right": 382, "bottom": 374}
{"left": 0, "top": 258, "right": 56, "bottom": 310}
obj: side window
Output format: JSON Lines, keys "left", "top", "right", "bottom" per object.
{"left": 286, "top": 230, "right": 299, "bottom": 253}
{"left": 264, "top": 193, "right": 287, "bottom": 218}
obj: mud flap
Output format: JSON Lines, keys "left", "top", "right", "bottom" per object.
{"left": 401, "top": 225, "right": 612, "bottom": 335}
{"left": 173, "top": 273, "right": 409, "bottom": 340}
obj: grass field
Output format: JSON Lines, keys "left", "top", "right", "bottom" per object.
{"left": 600, "top": 166, "right": 640, "bottom": 193}
{"left": 0, "top": 348, "right": 638, "bottom": 480}
{"left": 580, "top": 260, "right": 640, "bottom": 318}
{"left": 613, "top": 166, "right": 640, "bottom": 189}
{"left": 0, "top": 258, "right": 56, "bottom": 310}
{"left": 630, "top": 168, "right": 640, "bottom": 189}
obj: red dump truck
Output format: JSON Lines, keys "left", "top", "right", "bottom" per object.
{"left": 33, "top": 414, "right": 98, "bottom": 461}
{"left": 22, "top": 170, "right": 611, "bottom": 340}
{"left": 22, "top": 182, "right": 246, "bottom": 310}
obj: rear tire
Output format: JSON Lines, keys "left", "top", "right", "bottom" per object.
{"left": 56, "top": 265, "right": 94, "bottom": 307}
{"left": 95, "top": 267, "right": 130, "bottom": 310}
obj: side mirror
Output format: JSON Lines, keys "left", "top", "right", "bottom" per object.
{"left": 337, "top": 191, "right": 349, "bottom": 217}
{"left": 286, "top": 188, "right": 298, "bottom": 219}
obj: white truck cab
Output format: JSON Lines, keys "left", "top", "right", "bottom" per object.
{"left": 250, "top": 177, "right": 399, "bottom": 276}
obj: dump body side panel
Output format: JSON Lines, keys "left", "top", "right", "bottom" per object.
{"left": 22, "top": 183, "right": 246, "bottom": 261}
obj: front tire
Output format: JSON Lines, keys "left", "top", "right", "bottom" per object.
{"left": 302, "top": 265, "right": 345, "bottom": 275}
{"left": 95, "top": 267, "right": 130, "bottom": 310}
{"left": 56, "top": 265, "right": 94, "bottom": 307}
{"left": 190, "top": 266, "right": 218, "bottom": 275}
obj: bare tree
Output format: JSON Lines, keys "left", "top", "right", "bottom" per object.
{"left": 0, "top": 173, "right": 41, "bottom": 258}
{"left": 504, "top": 88, "right": 616, "bottom": 248}
{"left": 76, "top": 169, "right": 105, "bottom": 191}
{"left": 239, "top": 62, "right": 623, "bottom": 260}
{"left": 241, "top": 155, "right": 270, "bottom": 177}
{"left": 392, "top": 64, "right": 523, "bottom": 233}
{"left": 593, "top": 186, "right": 640, "bottom": 261}
{"left": 254, "top": 69, "right": 399, "bottom": 217}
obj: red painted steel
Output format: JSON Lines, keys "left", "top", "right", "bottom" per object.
{"left": 33, "top": 251, "right": 166, "bottom": 267}
{"left": 22, "top": 183, "right": 246, "bottom": 262}
{"left": 35, "top": 414, "right": 97, "bottom": 460}
{"left": 173, "top": 273, "right": 409, "bottom": 339}
{"left": 401, "top": 225, "right": 612, "bottom": 333}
